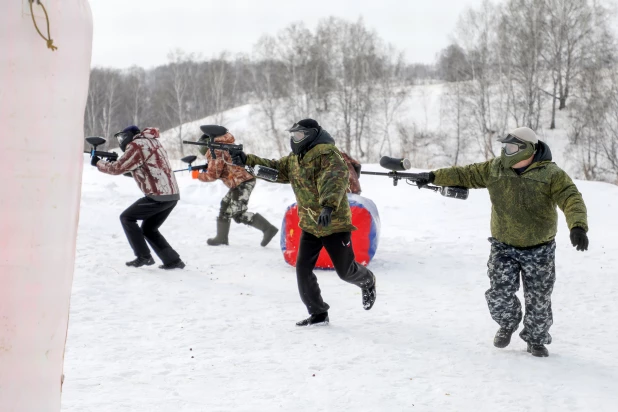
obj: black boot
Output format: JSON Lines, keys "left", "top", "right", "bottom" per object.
{"left": 126, "top": 256, "right": 155, "bottom": 267}
{"left": 207, "top": 218, "right": 230, "bottom": 246}
{"left": 527, "top": 343, "right": 549, "bottom": 357}
{"left": 248, "top": 213, "right": 279, "bottom": 247}
{"left": 296, "top": 312, "right": 329, "bottom": 326}
{"left": 159, "top": 259, "right": 186, "bottom": 270}
{"left": 361, "top": 274, "right": 377, "bottom": 310}
{"left": 493, "top": 327, "right": 515, "bottom": 348}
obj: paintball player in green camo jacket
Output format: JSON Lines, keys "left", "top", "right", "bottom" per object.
{"left": 230, "top": 118, "right": 377, "bottom": 327}
{"left": 410, "top": 127, "right": 589, "bottom": 358}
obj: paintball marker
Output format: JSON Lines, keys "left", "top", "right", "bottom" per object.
{"left": 181, "top": 124, "right": 243, "bottom": 160}
{"left": 177, "top": 147, "right": 279, "bottom": 182}
{"left": 361, "top": 156, "right": 469, "bottom": 200}
{"left": 173, "top": 155, "right": 208, "bottom": 173}
{"left": 84, "top": 137, "right": 119, "bottom": 162}
{"left": 182, "top": 125, "right": 279, "bottom": 182}
{"left": 183, "top": 139, "right": 244, "bottom": 160}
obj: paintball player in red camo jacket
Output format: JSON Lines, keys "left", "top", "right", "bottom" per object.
{"left": 91, "top": 126, "right": 185, "bottom": 270}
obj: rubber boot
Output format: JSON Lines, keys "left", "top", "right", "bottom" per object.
{"left": 207, "top": 218, "right": 231, "bottom": 246}
{"left": 248, "top": 213, "right": 279, "bottom": 246}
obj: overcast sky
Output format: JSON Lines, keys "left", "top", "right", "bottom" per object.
{"left": 89, "top": 0, "right": 486, "bottom": 69}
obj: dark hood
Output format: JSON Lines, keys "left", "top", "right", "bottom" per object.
{"left": 532, "top": 140, "right": 552, "bottom": 163}
{"left": 302, "top": 128, "right": 335, "bottom": 155}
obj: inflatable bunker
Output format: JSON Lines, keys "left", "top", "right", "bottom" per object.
{"left": 280, "top": 194, "right": 380, "bottom": 268}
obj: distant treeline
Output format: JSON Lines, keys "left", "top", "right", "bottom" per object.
{"left": 85, "top": 1, "right": 618, "bottom": 183}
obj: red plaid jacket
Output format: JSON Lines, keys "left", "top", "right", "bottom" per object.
{"left": 97, "top": 127, "right": 180, "bottom": 201}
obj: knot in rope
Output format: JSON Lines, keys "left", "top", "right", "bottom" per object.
{"left": 29, "top": 0, "right": 58, "bottom": 52}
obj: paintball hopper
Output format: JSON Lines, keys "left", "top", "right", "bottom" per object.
{"left": 379, "top": 156, "right": 412, "bottom": 171}
{"left": 200, "top": 124, "right": 228, "bottom": 137}
{"left": 84, "top": 136, "right": 118, "bottom": 162}
{"left": 86, "top": 136, "right": 107, "bottom": 147}
{"left": 173, "top": 155, "right": 208, "bottom": 173}
{"left": 182, "top": 155, "right": 197, "bottom": 164}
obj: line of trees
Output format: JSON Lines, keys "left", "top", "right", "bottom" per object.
{"left": 85, "top": 3, "right": 618, "bottom": 183}
{"left": 434, "top": 0, "right": 618, "bottom": 182}
{"left": 84, "top": 17, "right": 435, "bottom": 160}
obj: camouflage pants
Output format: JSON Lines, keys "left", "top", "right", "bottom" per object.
{"left": 219, "top": 178, "right": 256, "bottom": 224}
{"left": 486, "top": 238, "right": 556, "bottom": 345}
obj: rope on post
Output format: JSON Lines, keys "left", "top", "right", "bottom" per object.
{"left": 29, "top": 0, "right": 58, "bottom": 51}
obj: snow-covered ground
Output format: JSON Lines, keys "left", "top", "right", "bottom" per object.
{"left": 62, "top": 156, "right": 618, "bottom": 412}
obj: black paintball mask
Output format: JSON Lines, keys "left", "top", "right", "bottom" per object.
{"left": 114, "top": 125, "right": 141, "bottom": 152}
{"left": 288, "top": 119, "right": 319, "bottom": 156}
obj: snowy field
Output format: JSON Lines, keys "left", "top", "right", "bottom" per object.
{"left": 62, "top": 156, "right": 618, "bottom": 412}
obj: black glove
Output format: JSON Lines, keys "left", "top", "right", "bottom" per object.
{"left": 317, "top": 206, "right": 333, "bottom": 228}
{"left": 413, "top": 172, "right": 435, "bottom": 189}
{"left": 353, "top": 163, "right": 362, "bottom": 177}
{"left": 91, "top": 155, "right": 101, "bottom": 167}
{"left": 230, "top": 149, "right": 247, "bottom": 166}
{"left": 570, "top": 227, "right": 588, "bottom": 251}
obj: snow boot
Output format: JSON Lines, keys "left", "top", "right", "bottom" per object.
{"left": 159, "top": 259, "right": 186, "bottom": 270}
{"left": 493, "top": 327, "right": 515, "bottom": 348}
{"left": 527, "top": 343, "right": 549, "bottom": 357}
{"left": 361, "top": 274, "right": 377, "bottom": 310}
{"left": 207, "top": 218, "right": 231, "bottom": 246}
{"left": 296, "top": 312, "right": 329, "bottom": 326}
{"left": 248, "top": 213, "right": 278, "bottom": 247}
{"left": 126, "top": 255, "right": 155, "bottom": 267}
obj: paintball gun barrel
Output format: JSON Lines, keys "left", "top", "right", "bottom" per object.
{"left": 84, "top": 136, "right": 119, "bottom": 162}
{"left": 361, "top": 156, "right": 469, "bottom": 200}
{"left": 182, "top": 140, "right": 243, "bottom": 160}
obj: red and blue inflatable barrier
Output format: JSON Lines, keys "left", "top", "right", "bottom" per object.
{"left": 280, "top": 194, "right": 380, "bottom": 269}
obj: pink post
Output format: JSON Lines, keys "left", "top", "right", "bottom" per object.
{"left": 0, "top": 1, "right": 92, "bottom": 410}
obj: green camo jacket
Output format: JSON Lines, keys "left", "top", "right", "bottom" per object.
{"left": 433, "top": 154, "right": 588, "bottom": 248}
{"left": 246, "top": 144, "right": 356, "bottom": 237}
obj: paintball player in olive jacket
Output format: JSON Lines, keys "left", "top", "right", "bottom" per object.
{"left": 411, "top": 127, "right": 588, "bottom": 357}
{"left": 230, "top": 118, "right": 377, "bottom": 326}
{"left": 91, "top": 126, "right": 185, "bottom": 270}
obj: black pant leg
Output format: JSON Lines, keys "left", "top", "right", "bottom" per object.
{"left": 141, "top": 200, "right": 180, "bottom": 264}
{"left": 119, "top": 198, "right": 154, "bottom": 258}
{"left": 296, "top": 231, "right": 330, "bottom": 315}
{"left": 322, "top": 232, "right": 375, "bottom": 288}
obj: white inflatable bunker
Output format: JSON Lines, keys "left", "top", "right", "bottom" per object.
{"left": 0, "top": 1, "right": 92, "bottom": 410}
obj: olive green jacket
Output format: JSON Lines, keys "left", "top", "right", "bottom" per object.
{"left": 246, "top": 143, "right": 356, "bottom": 237}
{"left": 433, "top": 149, "right": 588, "bottom": 248}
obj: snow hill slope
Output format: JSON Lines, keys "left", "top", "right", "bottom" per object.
{"left": 62, "top": 157, "right": 618, "bottom": 411}
{"left": 159, "top": 82, "right": 580, "bottom": 179}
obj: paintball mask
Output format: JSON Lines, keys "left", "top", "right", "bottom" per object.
{"left": 498, "top": 129, "right": 537, "bottom": 169}
{"left": 115, "top": 125, "right": 141, "bottom": 152}
{"left": 288, "top": 121, "right": 318, "bottom": 156}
